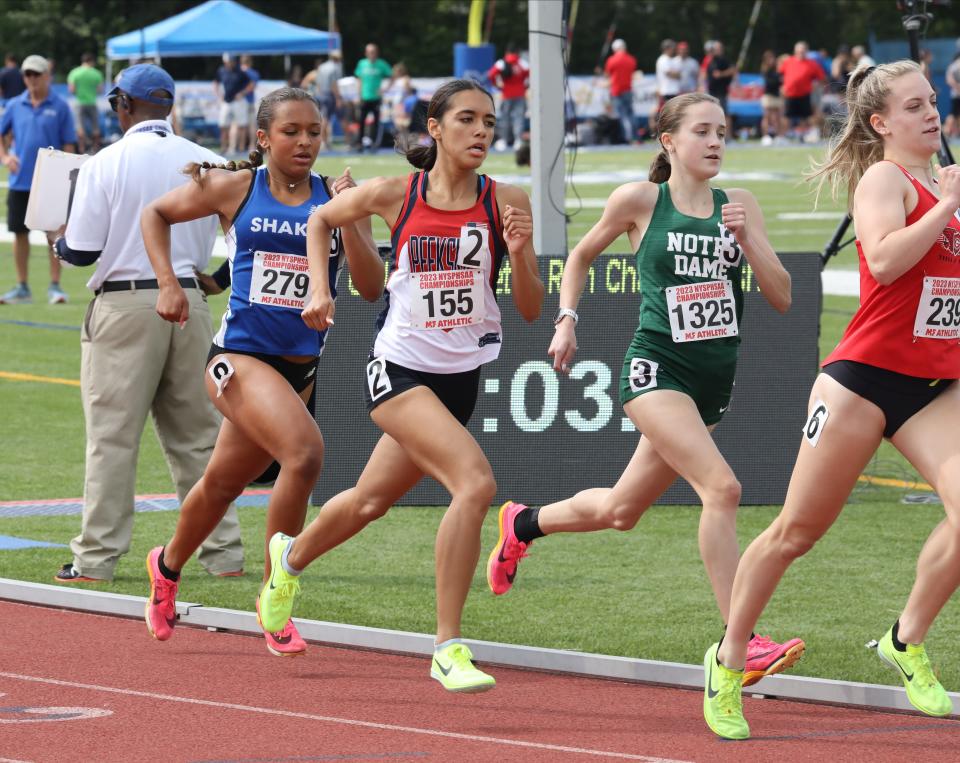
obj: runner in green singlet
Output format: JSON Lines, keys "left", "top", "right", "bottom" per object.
{"left": 486, "top": 93, "right": 804, "bottom": 689}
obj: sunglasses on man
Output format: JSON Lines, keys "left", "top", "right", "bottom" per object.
{"left": 108, "top": 93, "right": 129, "bottom": 112}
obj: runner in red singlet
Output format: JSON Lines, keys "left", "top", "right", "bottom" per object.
{"left": 703, "top": 60, "right": 960, "bottom": 739}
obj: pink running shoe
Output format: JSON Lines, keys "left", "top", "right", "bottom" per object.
{"left": 256, "top": 597, "right": 307, "bottom": 657}
{"left": 486, "top": 501, "right": 531, "bottom": 596}
{"left": 145, "top": 546, "right": 179, "bottom": 641}
{"left": 743, "top": 633, "right": 805, "bottom": 687}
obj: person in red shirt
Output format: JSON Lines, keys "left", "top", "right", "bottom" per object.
{"left": 778, "top": 40, "right": 825, "bottom": 137}
{"left": 604, "top": 38, "right": 638, "bottom": 143}
{"left": 704, "top": 60, "right": 960, "bottom": 740}
{"left": 487, "top": 44, "right": 529, "bottom": 151}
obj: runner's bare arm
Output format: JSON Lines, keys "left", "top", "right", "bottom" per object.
{"left": 496, "top": 183, "right": 543, "bottom": 322}
{"left": 549, "top": 182, "right": 656, "bottom": 373}
{"left": 855, "top": 162, "right": 960, "bottom": 285}
{"left": 725, "top": 188, "right": 791, "bottom": 313}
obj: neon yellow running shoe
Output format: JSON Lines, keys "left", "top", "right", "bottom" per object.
{"left": 257, "top": 532, "right": 301, "bottom": 634}
{"left": 703, "top": 642, "right": 750, "bottom": 740}
{"left": 431, "top": 642, "right": 496, "bottom": 693}
{"left": 877, "top": 627, "right": 953, "bottom": 717}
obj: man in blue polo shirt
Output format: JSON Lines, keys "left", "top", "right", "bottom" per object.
{"left": 0, "top": 54, "right": 77, "bottom": 304}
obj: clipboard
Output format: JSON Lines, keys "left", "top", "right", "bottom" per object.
{"left": 24, "top": 147, "right": 90, "bottom": 232}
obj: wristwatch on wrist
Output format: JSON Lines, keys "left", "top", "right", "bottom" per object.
{"left": 553, "top": 307, "right": 578, "bottom": 326}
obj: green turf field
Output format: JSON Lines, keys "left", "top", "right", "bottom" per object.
{"left": 1, "top": 144, "right": 956, "bottom": 690}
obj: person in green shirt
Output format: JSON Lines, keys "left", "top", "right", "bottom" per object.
{"left": 67, "top": 52, "right": 104, "bottom": 152}
{"left": 354, "top": 42, "right": 393, "bottom": 152}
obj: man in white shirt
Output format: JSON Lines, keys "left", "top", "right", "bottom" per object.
{"left": 655, "top": 38, "right": 682, "bottom": 104}
{"left": 52, "top": 64, "right": 244, "bottom": 582}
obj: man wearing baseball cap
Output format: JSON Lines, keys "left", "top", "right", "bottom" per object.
{"left": 51, "top": 63, "right": 244, "bottom": 583}
{"left": 0, "top": 54, "right": 76, "bottom": 305}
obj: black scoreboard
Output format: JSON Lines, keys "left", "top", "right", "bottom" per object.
{"left": 313, "top": 252, "right": 822, "bottom": 506}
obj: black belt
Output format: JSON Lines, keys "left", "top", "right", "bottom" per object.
{"left": 95, "top": 277, "right": 198, "bottom": 295}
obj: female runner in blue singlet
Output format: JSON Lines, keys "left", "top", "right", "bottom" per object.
{"left": 140, "top": 88, "right": 384, "bottom": 656}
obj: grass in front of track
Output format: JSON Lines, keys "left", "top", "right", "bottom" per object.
{"left": 0, "top": 145, "right": 954, "bottom": 690}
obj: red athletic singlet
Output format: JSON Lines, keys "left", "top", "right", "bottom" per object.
{"left": 373, "top": 172, "right": 507, "bottom": 373}
{"left": 824, "top": 162, "right": 960, "bottom": 378}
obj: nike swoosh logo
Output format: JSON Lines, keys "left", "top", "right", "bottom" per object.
{"left": 268, "top": 567, "right": 279, "bottom": 590}
{"left": 749, "top": 648, "right": 777, "bottom": 660}
{"left": 498, "top": 546, "right": 517, "bottom": 582}
{"left": 719, "top": 405, "right": 729, "bottom": 413}
{"left": 153, "top": 594, "right": 176, "bottom": 628}
{"left": 707, "top": 659, "right": 720, "bottom": 698}
{"left": 434, "top": 659, "right": 452, "bottom": 676}
{"left": 272, "top": 633, "right": 293, "bottom": 644}
{"left": 890, "top": 652, "right": 914, "bottom": 681}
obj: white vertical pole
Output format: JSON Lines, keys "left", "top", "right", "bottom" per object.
{"left": 528, "top": 0, "right": 566, "bottom": 256}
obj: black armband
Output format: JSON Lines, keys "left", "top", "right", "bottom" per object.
{"left": 55, "top": 237, "right": 102, "bottom": 267}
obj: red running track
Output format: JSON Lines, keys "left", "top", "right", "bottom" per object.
{"left": 2, "top": 600, "right": 960, "bottom": 762}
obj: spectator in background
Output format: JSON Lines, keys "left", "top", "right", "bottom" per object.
{"left": 389, "top": 62, "right": 417, "bottom": 147}
{"left": 286, "top": 64, "right": 303, "bottom": 89}
{"left": 779, "top": 40, "right": 825, "bottom": 142}
{"left": 919, "top": 48, "right": 934, "bottom": 82}
{"left": 0, "top": 55, "right": 76, "bottom": 305}
{"left": 655, "top": 38, "right": 681, "bottom": 105}
{"left": 240, "top": 55, "right": 260, "bottom": 154}
{"left": 51, "top": 63, "right": 244, "bottom": 583}
{"left": 354, "top": 42, "right": 393, "bottom": 152}
{"left": 759, "top": 50, "right": 783, "bottom": 145}
{"left": 302, "top": 50, "right": 343, "bottom": 151}
{"left": 698, "top": 40, "right": 717, "bottom": 93}
{"left": 487, "top": 43, "right": 529, "bottom": 151}
{"left": 67, "top": 52, "right": 104, "bottom": 154}
{"left": 604, "top": 38, "right": 638, "bottom": 144}
{"left": 676, "top": 41, "right": 700, "bottom": 95}
{"left": 213, "top": 54, "right": 252, "bottom": 156}
{"left": 706, "top": 41, "right": 736, "bottom": 134}
{"left": 851, "top": 45, "right": 876, "bottom": 71}
{"left": 0, "top": 53, "right": 26, "bottom": 101}
{"left": 945, "top": 51, "right": 960, "bottom": 139}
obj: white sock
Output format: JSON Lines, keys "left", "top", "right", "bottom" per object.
{"left": 434, "top": 637, "right": 463, "bottom": 653}
{"left": 280, "top": 538, "right": 302, "bottom": 576}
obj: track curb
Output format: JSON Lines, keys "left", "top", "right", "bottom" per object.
{"left": 2, "top": 576, "right": 956, "bottom": 717}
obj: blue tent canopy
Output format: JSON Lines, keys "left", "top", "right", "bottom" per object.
{"left": 106, "top": 0, "right": 340, "bottom": 59}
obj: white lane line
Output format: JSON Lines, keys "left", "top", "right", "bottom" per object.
{"left": 0, "top": 672, "right": 688, "bottom": 762}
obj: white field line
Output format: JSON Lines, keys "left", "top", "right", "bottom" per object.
{"left": 0, "top": 672, "right": 688, "bottom": 763}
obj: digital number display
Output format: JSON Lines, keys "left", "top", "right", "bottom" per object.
{"left": 313, "top": 253, "right": 821, "bottom": 506}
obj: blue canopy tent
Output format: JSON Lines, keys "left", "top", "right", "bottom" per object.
{"left": 105, "top": 0, "right": 340, "bottom": 81}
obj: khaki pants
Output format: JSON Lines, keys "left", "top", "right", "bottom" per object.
{"left": 71, "top": 287, "right": 244, "bottom": 579}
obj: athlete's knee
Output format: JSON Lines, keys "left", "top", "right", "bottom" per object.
{"left": 353, "top": 494, "right": 393, "bottom": 524}
{"left": 279, "top": 442, "right": 325, "bottom": 484}
{"left": 702, "top": 475, "right": 742, "bottom": 512}
{"left": 598, "top": 496, "right": 644, "bottom": 531}
{"left": 772, "top": 521, "right": 820, "bottom": 561}
{"left": 201, "top": 472, "right": 246, "bottom": 505}
{"left": 453, "top": 472, "right": 497, "bottom": 512}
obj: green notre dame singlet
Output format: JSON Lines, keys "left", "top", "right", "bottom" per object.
{"left": 619, "top": 182, "right": 745, "bottom": 425}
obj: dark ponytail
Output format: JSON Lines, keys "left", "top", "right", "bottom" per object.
{"left": 184, "top": 149, "right": 263, "bottom": 186}
{"left": 648, "top": 92, "right": 721, "bottom": 183}
{"left": 183, "top": 86, "right": 319, "bottom": 185}
{"left": 396, "top": 78, "right": 494, "bottom": 171}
